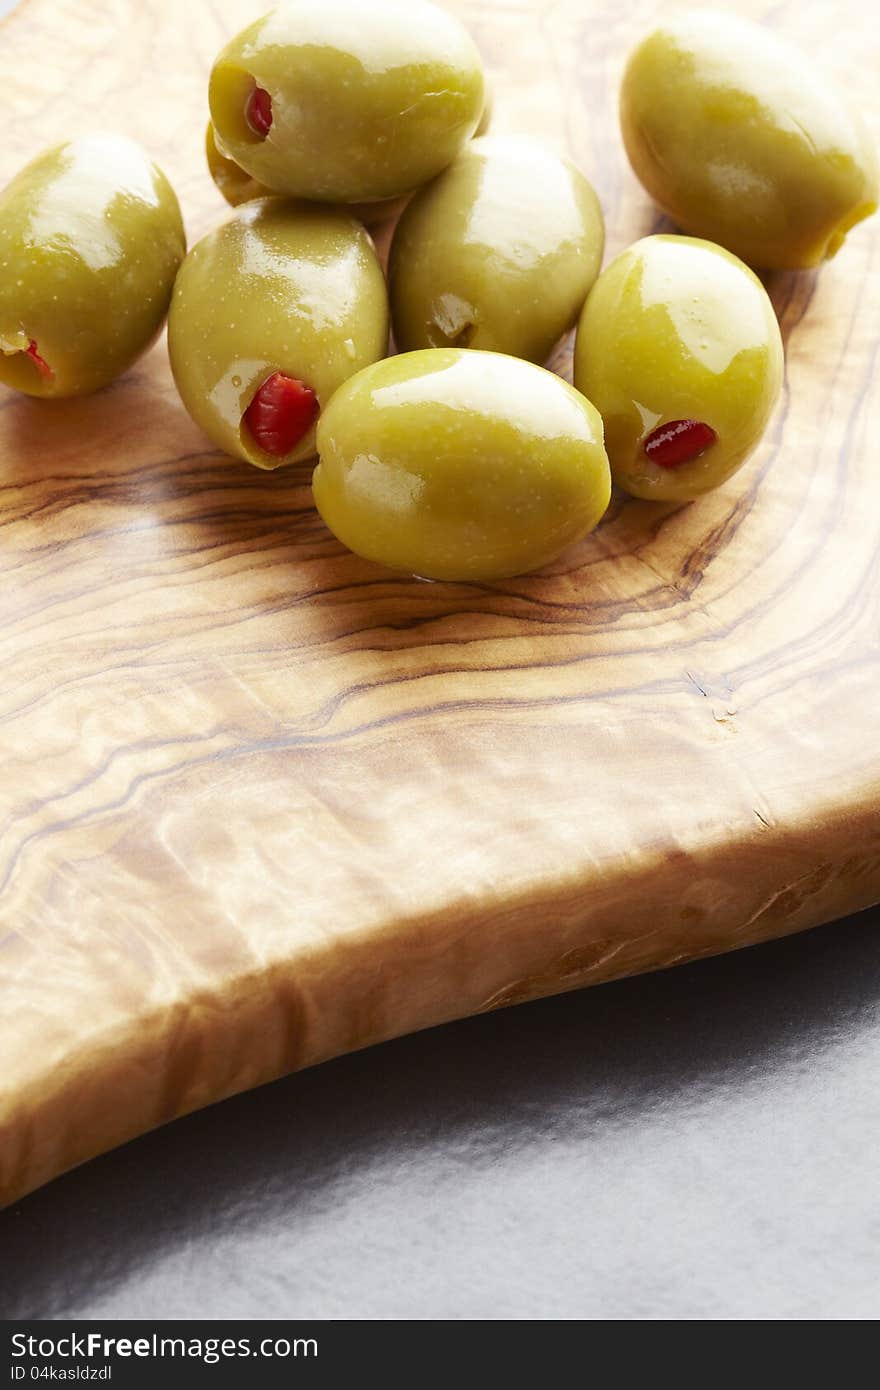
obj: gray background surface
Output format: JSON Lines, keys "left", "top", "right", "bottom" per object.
{"left": 2, "top": 908, "right": 880, "bottom": 1320}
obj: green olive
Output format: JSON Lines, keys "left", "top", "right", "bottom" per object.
{"left": 205, "top": 121, "right": 275, "bottom": 207}
{"left": 204, "top": 121, "right": 408, "bottom": 229}
{"left": 0, "top": 134, "right": 185, "bottom": 398}
{"left": 389, "top": 136, "right": 604, "bottom": 361}
{"left": 168, "top": 200, "right": 389, "bottom": 469}
{"left": 475, "top": 81, "right": 493, "bottom": 139}
{"left": 620, "top": 9, "right": 879, "bottom": 270}
{"left": 313, "top": 348, "right": 611, "bottom": 581}
{"left": 209, "top": 0, "right": 485, "bottom": 204}
{"left": 573, "top": 235, "right": 784, "bottom": 502}
{"left": 205, "top": 78, "right": 490, "bottom": 225}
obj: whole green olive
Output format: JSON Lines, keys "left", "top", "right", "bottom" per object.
{"left": 312, "top": 348, "right": 611, "bottom": 581}
{"left": 0, "top": 134, "right": 185, "bottom": 398}
{"left": 205, "top": 72, "right": 492, "bottom": 226}
{"left": 389, "top": 136, "right": 604, "bottom": 361}
{"left": 209, "top": 0, "right": 485, "bottom": 205}
{"left": 573, "top": 235, "right": 784, "bottom": 501}
{"left": 620, "top": 9, "right": 879, "bottom": 270}
{"left": 168, "top": 200, "right": 389, "bottom": 469}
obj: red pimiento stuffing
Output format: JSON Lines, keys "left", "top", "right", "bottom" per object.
{"left": 245, "top": 85, "right": 273, "bottom": 138}
{"left": 243, "top": 372, "right": 319, "bottom": 457}
{"left": 643, "top": 418, "right": 717, "bottom": 468}
{"left": 26, "top": 339, "right": 53, "bottom": 380}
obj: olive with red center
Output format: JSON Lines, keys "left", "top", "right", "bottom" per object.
{"left": 168, "top": 200, "right": 389, "bottom": 469}
{"left": 573, "top": 235, "right": 783, "bottom": 501}
{"left": 204, "top": 74, "right": 492, "bottom": 223}
{"left": 209, "top": 0, "right": 486, "bottom": 205}
{"left": 0, "top": 134, "right": 185, "bottom": 398}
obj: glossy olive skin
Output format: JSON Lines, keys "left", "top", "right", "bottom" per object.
{"left": 205, "top": 121, "right": 274, "bottom": 208}
{"left": 574, "top": 236, "right": 783, "bottom": 502}
{"left": 206, "top": 76, "right": 491, "bottom": 223}
{"left": 620, "top": 10, "right": 879, "bottom": 270}
{"left": 168, "top": 200, "right": 389, "bottom": 469}
{"left": 389, "top": 137, "right": 604, "bottom": 361}
{"left": 209, "top": 0, "right": 485, "bottom": 204}
{"left": 313, "top": 349, "right": 611, "bottom": 581}
{"left": 0, "top": 135, "right": 185, "bottom": 398}
{"left": 205, "top": 121, "right": 409, "bottom": 229}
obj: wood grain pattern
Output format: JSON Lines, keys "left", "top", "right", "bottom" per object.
{"left": 2, "top": 0, "right": 879, "bottom": 1207}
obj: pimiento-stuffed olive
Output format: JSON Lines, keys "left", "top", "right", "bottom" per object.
{"left": 573, "top": 235, "right": 784, "bottom": 501}
{"left": 389, "top": 135, "right": 604, "bottom": 361}
{"left": 620, "top": 9, "right": 879, "bottom": 270}
{"left": 205, "top": 76, "right": 492, "bottom": 226}
{"left": 312, "top": 348, "right": 611, "bottom": 581}
{"left": 168, "top": 200, "right": 389, "bottom": 469}
{"left": 209, "top": 0, "right": 485, "bottom": 205}
{"left": 0, "top": 134, "right": 185, "bottom": 398}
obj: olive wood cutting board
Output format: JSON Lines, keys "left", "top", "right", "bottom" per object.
{"left": 2, "top": 0, "right": 879, "bottom": 1207}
